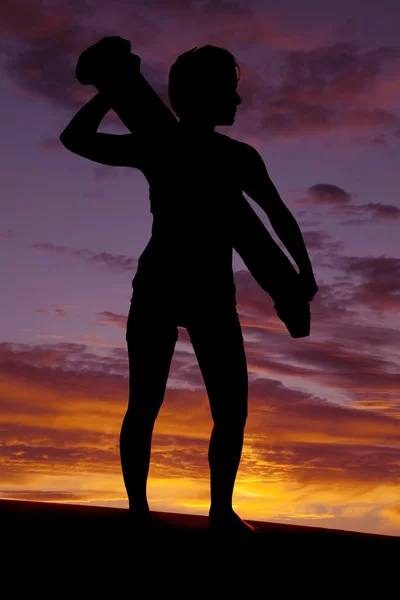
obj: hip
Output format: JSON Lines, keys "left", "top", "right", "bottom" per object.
{"left": 128, "top": 279, "right": 238, "bottom": 330}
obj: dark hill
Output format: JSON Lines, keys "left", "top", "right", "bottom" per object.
{"left": 1, "top": 499, "right": 397, "bottom": 595}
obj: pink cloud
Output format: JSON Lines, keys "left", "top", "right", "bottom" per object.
{"left": 1, "top": 2, "right": 399, "bottom": 145}
{"left": 30, "top": 242, "right": 138, "bottom": 273}
{"left": 291, "top": 183, "right": 399, "bottom": 223}
{"left": 38, "top": 137, "right": 65, "bottom": 153}
{"left": 0, "top": 230, "right": 15, "bottom": 240}
{"left": 96, "top": 311, "right": 127, "bottom": 329}
{"left": 306, "top": 184, "right": 354, "bottom": 206}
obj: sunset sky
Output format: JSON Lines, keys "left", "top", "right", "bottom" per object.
{"left": 1, "top": 0, "right": 400, "bottom": 536}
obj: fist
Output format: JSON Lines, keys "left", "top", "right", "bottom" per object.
{"left": 76, "top": 36, "right": 140, "bottom": 85}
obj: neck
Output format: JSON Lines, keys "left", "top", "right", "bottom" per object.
{"left": 178, "top": 118, "right": 216, "bottom": 136}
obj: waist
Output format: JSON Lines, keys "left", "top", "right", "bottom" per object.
{"left": 139, "top": 232, "right": 232, "bottom": 263}
{"left": 133, "top": 252, "right": 235, "bottom": 293}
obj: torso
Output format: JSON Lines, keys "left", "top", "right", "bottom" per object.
{"left": 132, "top": 127, "right": 245, "bottom": 312}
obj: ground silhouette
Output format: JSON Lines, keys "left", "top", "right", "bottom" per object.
{"left": 2, "top": 500, "right": 398, "bottom": 595}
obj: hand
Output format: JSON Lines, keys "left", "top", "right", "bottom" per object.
{"left": 298, "top": 270, "right": 318, "bottom": 302}
{"left": 93, "top": 53, "right": 141, "bottom": 88}
{"left": 76, "top": 36, "right": 140, "bottom": 85}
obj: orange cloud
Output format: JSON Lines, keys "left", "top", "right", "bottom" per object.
{"left": 1, "top": 292, "right": 399, "bottom": 537}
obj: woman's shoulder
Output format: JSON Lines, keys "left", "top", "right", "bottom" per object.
{"left": 214, "top": 131, "right": 239, "bottom": 143}
{"left": 214, "top": 131, "right": 248, "bottom": 149}
{"left": 213, "top": 132, "right": 250, "bottom": 161}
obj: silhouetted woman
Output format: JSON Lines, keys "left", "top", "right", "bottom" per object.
{"left": 121, "top": 46, "right": 258, "bottom": 533}
{"left": 61, "top": 42, "right": 316, "bottom": 534}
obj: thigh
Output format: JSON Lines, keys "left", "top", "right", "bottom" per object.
{"left": 186, "top": 308, "right": 248, "bottom": 427}
{"left": 126, "top": 289, "right": 179, "bottom": 418}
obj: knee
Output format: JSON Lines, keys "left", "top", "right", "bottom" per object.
{"left": 124, "top": 403, "right": 158, "bottom": 426}
{"left": 214, "top": 412, "right": 247, "bottom": 431}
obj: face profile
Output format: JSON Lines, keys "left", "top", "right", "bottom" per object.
{"left": 202, "top": 68, "right": 242, "bottom": 126}
{"left": 177, "top": 65, "right": 242, "bottom": 129}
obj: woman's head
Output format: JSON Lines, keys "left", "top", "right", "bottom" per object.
{"left": 168, "top": 45, "right": 242, "bottom": 126}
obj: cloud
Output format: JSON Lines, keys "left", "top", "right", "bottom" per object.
{"left": 38, "top": 137, "right": 65, "bottom": 153}
{"left": 1, "top": 2, "right": 399, "bottom": 145}
{"left": 382, "top": 504, "right": 400, "bottom": 525}
{"left": 306, "top": 184, "right": 354, "bottom": 206}
{"left": 0, "top": 490, "right": 102, "bottom": 503}
{"left": 335, "top": 254, "right": 400, "bottom": 313}
{"left": 370, "top": 133, "right": 388, "bottom": 146}
{"left": 0, "top": 0, "right": 96, "bottom": 106}
{"left": 95, "top": 311, "right": 127, "bottom": 329}
{"left": 0, "top": 230, "right": 15, "bottom": 240}
{"left": 30, "top": 242, "right": 69, "bottom": 256}
{"left": 30, "top": 241, "right": 138, "bottom": 273}
{"left": 27, "top": 233, "right": 400, "bottom": 398}
{"left": 361, "top": 202, "right": 400, "bottom": 220}
{"left": 256, "top": 43, "right": 400, "bottom": 140}
{"left": 241, "top": 441, "right": 400, "bottom": 487}
{"left": 1, "top": 307, "right": 399, "bottom": 446}
{"left": 33, "top": 305, "right": 77, "bottom": 319}
{"left": 1, "top": 290, "right": 399, "bottom": 533}
{"left": 291, "top": 183, "right": 400, "bottom": 223}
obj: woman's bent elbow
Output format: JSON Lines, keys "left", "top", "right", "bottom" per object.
{"left": 59, "top": 132, "right": 77, "bottom": 149}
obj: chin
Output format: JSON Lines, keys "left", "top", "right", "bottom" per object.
{"left": 218, "top": 114, "right": 236, "bottom": 126}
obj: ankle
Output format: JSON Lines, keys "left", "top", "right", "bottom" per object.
{"left": 209, "top": 505, "right": 233, "bottom": 516}
{"left": 129, "top": 501, "right": 150, "bottom": 512}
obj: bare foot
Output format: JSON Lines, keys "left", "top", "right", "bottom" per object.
{"left": 128, "top": 505, "right": 157, "bottom": 529}
{"left": 209, "top": 508, "right": 258, "bottom": 534}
